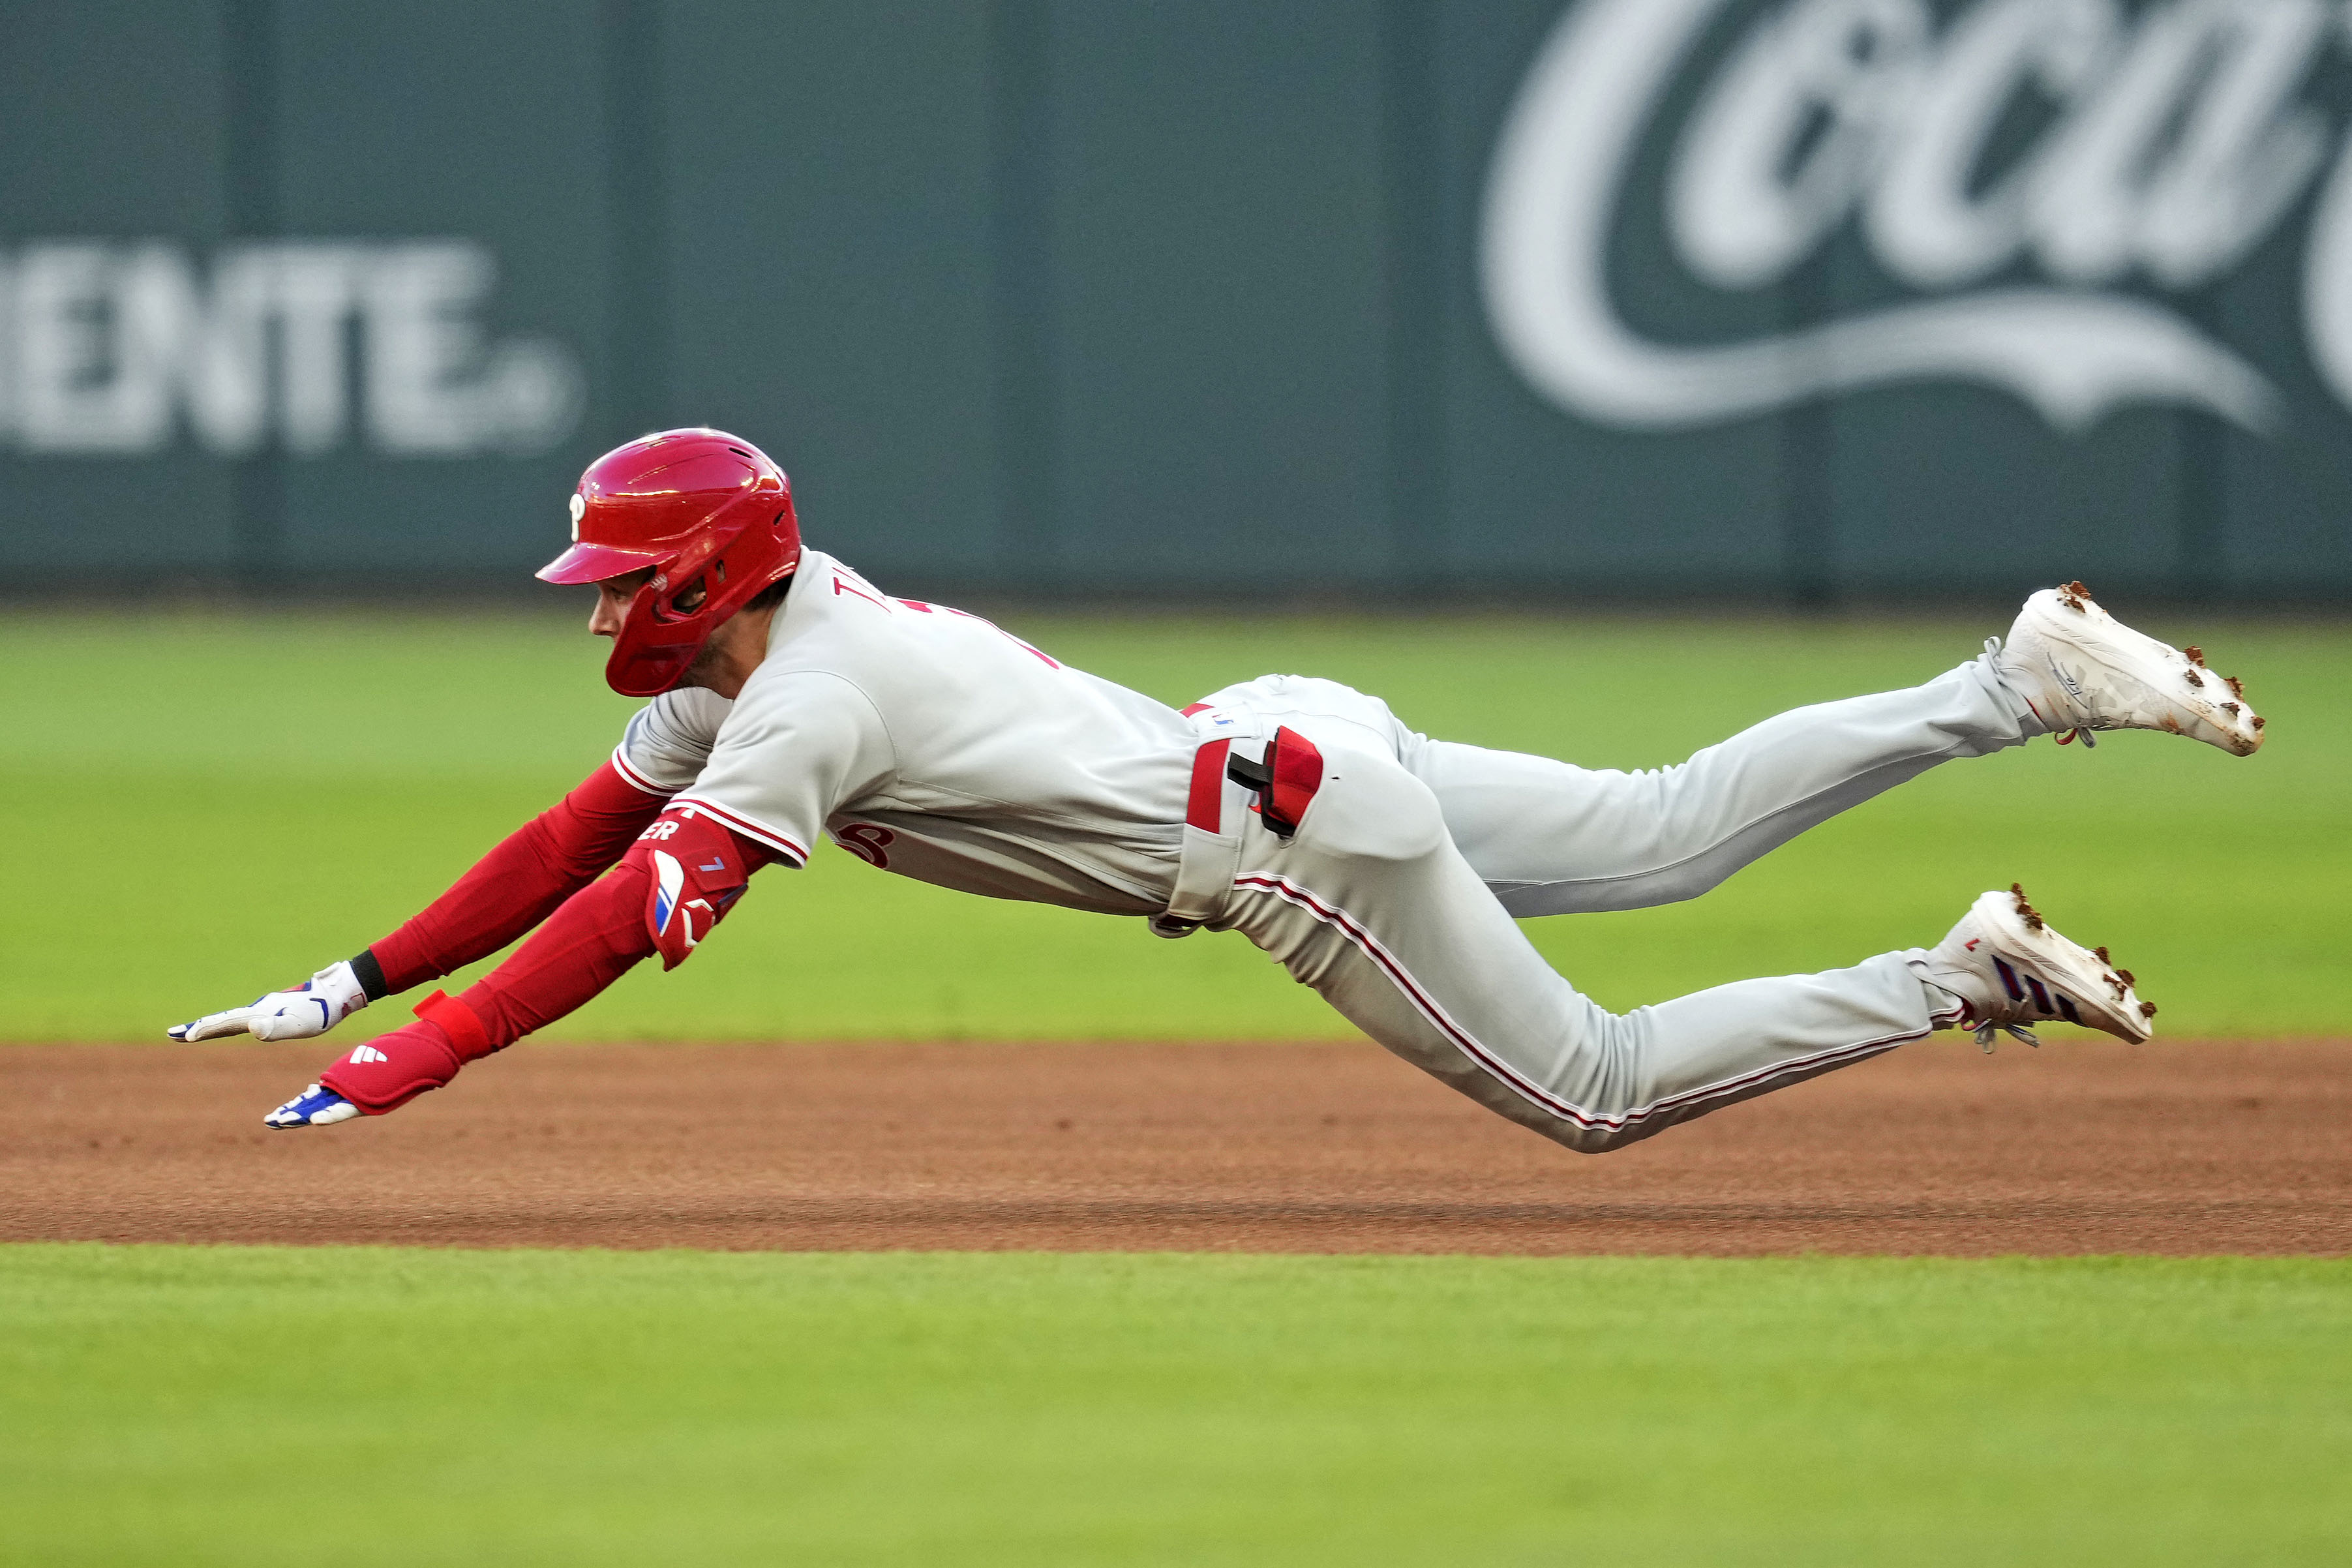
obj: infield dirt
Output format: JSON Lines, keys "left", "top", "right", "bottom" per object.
{"left": 5, "top": 1039, "right": 2347, "bottom": 1255}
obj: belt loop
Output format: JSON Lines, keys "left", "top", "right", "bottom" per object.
{"left": 1154, "top": 705, "right": 1261, "bottom": 936}
{"left": 1186, "top": 739, "right": 1231, "bottom": 832}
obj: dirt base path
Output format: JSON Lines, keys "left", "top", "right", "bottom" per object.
{"left": 5, "top": 1039, "right": 2348, "bottom": 1254}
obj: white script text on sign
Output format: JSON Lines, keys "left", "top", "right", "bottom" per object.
{"left": 1483, "top": 0, "right": 2352, "bottom": 433}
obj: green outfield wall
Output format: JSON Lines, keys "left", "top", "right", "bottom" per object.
{"left": 1, "top": 0, "right": 2347, "bottom": 601}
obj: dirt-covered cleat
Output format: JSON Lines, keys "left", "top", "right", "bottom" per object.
{"left": 1993, "top": 581, "right": 2264, "bottom": 755}
{"left": 1916, "top": 884, "right": 2155, "bottom": 1050}
{"left": 264, "top": 1083, "right": 361, "bottom": 1129}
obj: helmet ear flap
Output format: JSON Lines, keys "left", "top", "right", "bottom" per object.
{"left": 605, "top": 569, "right": 709, "bottom": 697}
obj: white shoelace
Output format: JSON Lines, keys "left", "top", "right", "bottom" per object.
{"left": 1974, "top": 1021, "right": 2041, "bottom": 1053}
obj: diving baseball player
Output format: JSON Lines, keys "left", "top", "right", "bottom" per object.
{"left": 170, "top": 429, "right": 2267, "bottom": 1153}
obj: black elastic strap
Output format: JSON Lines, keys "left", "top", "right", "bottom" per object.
{"left": 348, "top": 948, "right": 390, "bottom": 1002}
{"left": 1225, "top": 749, "right": 1298, "bottom": 837}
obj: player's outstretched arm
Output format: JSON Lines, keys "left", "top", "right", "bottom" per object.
{"left": 166, "top": 759, "right": 669, "bottom": 1046}
{"left": 167, "top": 961, "right": 374, "bottom": 1043}
{"left": 264, "top": 805, "right": 772, "bottom": 1128}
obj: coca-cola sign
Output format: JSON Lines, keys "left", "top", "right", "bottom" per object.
{"left": 1481, "top": 0, "right": 2352, "bottom": 434}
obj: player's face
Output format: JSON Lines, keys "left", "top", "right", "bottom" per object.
{"left": 590, "top": 569, "right": 656, "bottom": 639}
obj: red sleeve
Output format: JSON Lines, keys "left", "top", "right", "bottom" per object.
{"left": 457, "top": 854, "right": 661, "bottom": 1046}
{"left": 322, "top": 817, "right": 777, "bottom": 1113}
{"left": 368, "top": 759, "right": 669, "bottom": 994}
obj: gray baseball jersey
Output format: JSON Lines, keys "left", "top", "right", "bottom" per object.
{"left": 611, "top": 550, "right": 1195, "bottom": 915}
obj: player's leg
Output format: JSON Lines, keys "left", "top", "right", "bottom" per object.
{"left": 1201, "top": 656, "right": 2038, "bottom": 917}
{"left": 1402, "top": 650, "right": 2032, "bottom": 916}
{"left": 1402, "top": 585, "right": 2261, "bottom": 917}
{"left": 1216, "top": 730, "right": 2150, "bottom": 1154}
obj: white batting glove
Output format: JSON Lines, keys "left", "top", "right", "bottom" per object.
{"left": 168, "top": 961, "right": 372, "bottom": 1043}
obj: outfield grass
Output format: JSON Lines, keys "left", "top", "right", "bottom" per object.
{"left": 0, "top": 1244, "right": 2344, "bottom": 1567}
{"left": 4, "top": 607, "right": 2343, "bottom": 1041}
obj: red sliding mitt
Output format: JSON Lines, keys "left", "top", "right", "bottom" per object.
{"left": 318, "top": 991, "right": 492, "bottom": 1114}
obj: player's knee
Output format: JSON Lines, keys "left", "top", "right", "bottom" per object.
{"left": 1567, "top": 1123, "right": 1665, "bottom": 1155}
{"left": 1521, "top": 1115, "right": 1672, "bottom": 1156}
{"left": 1634, "top": 861, "right": 1734, "bottom": 907}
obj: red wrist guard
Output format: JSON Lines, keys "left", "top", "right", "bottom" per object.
{"left": 412, "top": 989, "right": 491, "bottom": 1058}
{"left": 317, "top": 991, "right": 496, "bottom": 1115}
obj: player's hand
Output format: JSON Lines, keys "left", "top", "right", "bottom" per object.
{"left": 264, "top": 1083, "right": 361, "bottom": 1128}
{"left": 168, "top": 961, "right": 370, "bottom": 1043}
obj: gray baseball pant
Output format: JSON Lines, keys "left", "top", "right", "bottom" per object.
{"left": 1188, "top": 655, "right": 2042, "bottom": 1153}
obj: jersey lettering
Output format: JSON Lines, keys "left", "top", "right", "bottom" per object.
{"left": 834, "top": 822, "right": 896, "bottom": 868}
{"left": 892, "top": 597, "right": 1062, "bottom": 669}
{"left": 830, "top": 569, "right": 892, "bottom": 611}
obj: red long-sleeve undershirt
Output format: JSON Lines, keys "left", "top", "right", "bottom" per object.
{"left": 368, "top": 759, "right": 670, "bottom": 994}
{"left": 454, "top": 852, "right": 663, "bottom": 1048}
{"left": 456, "top": 811, "right": 776, "bottom": 1048}
{"left": 323, "top": 820, "right": 774, "bottom": 1111}
{"left": 323, "top": 775, "right": 777, "bottom": 1111}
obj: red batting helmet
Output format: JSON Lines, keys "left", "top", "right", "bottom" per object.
{"left": 537, "top": 429, "right": 802, "bottom": 697}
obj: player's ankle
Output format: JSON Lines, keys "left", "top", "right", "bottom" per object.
{"left": 1978, "top": 639, "right": 2058, "bottom": 738}
{"left": 1907, "top": 954, "right": 1991, "bottom": 1028}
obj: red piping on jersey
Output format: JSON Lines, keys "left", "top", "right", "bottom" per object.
{"left": 665, "top": 796, "right": 809, "bottom": 865}
{"left": 608, "top": 742, "right": 669, "bottom": 795}
{"left": 1228, "top": 871, "right": 1923, "bottom": 1135}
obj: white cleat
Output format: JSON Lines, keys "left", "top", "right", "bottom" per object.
{"left": 264, "top": 1083, "right": 361, "bottom": 1129}
{"left": 1918, "top": 885, "right": 2155, "bottom": 1051}
{"left": 1995, "top": 581, "right": 2264, "bottom": 755}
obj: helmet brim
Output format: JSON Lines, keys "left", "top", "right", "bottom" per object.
{"left": 535, "top": 541, "right": 672, "bottom": 585}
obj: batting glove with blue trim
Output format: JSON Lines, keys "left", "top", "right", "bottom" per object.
{"left": 168, "top": 961, "right": 371, "bottom": 1043}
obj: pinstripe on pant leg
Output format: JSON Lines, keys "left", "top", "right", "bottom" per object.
{"left": 1210, "top": 726, "right": 1937, "bottom": 1154}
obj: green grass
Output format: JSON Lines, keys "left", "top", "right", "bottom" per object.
{"left": 4, "top": 609, "right": 2343, "bottom": 1041}
{"left": 1, "top": 1244, "right": 2345, "bottom": 1566}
